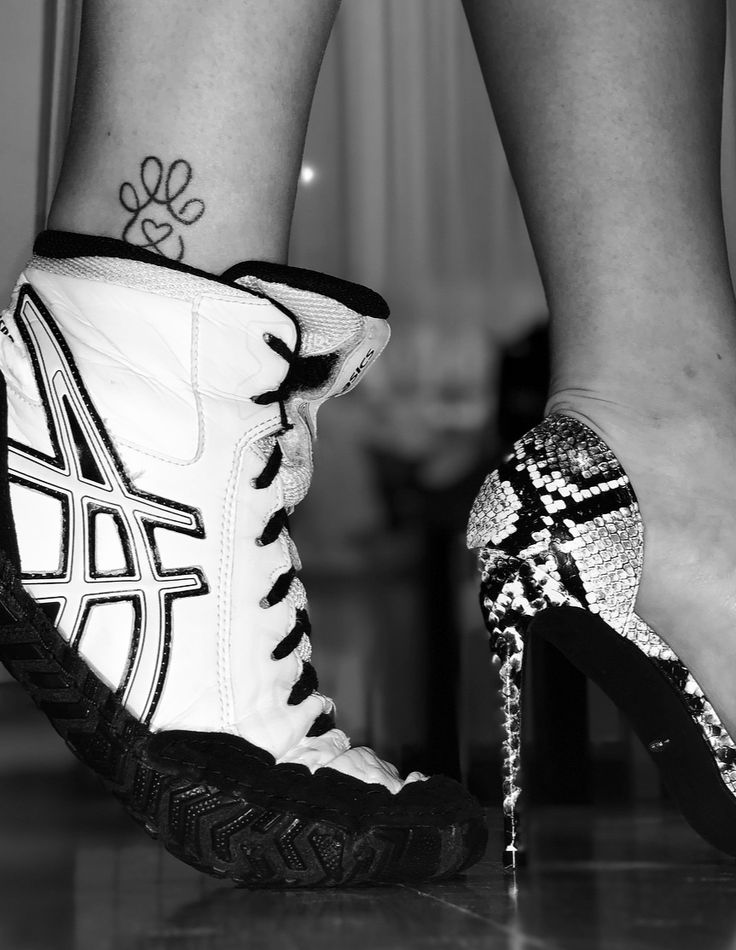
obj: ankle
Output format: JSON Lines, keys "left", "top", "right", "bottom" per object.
{"left": 546, "top": 382, "right": 736, "bottom": 451}
{"left": 548, "top": 293, "right": 736, "bottom": 433}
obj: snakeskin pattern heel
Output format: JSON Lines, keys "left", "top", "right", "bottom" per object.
{"left": 468, "top": 414, "right": 736, "bottom": 867}
{"left": 479, "top": 550, "right": 582, "bottom": 869}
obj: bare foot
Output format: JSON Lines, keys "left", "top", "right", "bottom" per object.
{"left": 547, "top": 392, "right": 736, "bottom": 740}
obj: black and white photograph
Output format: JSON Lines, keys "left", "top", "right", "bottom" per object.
{"left": 2, "top": 2, "right": 736, "bottom": 947}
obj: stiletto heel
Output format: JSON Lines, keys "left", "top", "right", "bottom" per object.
{"left": 485, "top": 553, "right": 528, "bottom": 870}
{"left": 468, "top": 414, "right": 736, "bottom": 863}
{"left": 482, "top": 550, "right": 583, "bottom": 869}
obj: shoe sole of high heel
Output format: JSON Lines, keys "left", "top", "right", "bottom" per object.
{"left": 481, "top": 551, "right": 736, "bottom": 869}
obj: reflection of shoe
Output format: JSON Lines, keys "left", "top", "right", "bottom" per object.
{"left": 0, "top": 230, "right": 486, "bottom": 886}
{"left": 467, "top": 413, "right": 736, "bottom": 870}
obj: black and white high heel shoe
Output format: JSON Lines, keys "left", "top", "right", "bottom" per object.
{"left": 467, "top": 413, "right": 736, "bottom": 870}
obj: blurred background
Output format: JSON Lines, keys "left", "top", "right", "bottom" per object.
{"left": 5, "top": 0, "right": 736, "bottom": 811}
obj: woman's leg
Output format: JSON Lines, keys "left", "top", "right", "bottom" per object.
{"left": 48, "top": 0, "right": 341, "bottom": 270}
{"left": 463, "top": 0, "right": 736, "bottom": 732}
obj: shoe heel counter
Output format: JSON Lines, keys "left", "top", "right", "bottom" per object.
{"left": 469, "top": 414, "right": 644, "bottom": 634}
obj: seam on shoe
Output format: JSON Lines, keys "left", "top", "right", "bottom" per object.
{"left": 27, "top": 256, "right": 279, "bottom": 307}
{"left": 110, "top": 310, "right": 283, "bottom": 466}
{"left": 201, "top": 290, "right": 274, "bottom": 307}
{"left": 217, "top": 418, "right": 291, "bottom": 728}
{"left": 189, "top": 300, "right": 206, "bottom": 462}
{"left": 111, "top": 305, "right": 206, "bottom": 467}
{"left": 1, "top": 297, "right": 45, "bottom": 411}
{"left": 216, "top": 437, "right": 249, "bottom": 730}
{"left": 119, "top": 417, "right": 278, "bottom": 467}
{"left": 3, "top": 378, "right": 43, "bottom": 410}
{"left": 112, "top": 437, "right": 200, "bottom": 466}
{"left": 247, "top": 415, "right": 284, "bottom": 443}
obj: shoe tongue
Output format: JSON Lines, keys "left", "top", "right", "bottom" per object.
{"left": 224, "top": 263, "right": 390, "bottom": 506}
{"left": 222, "top": 261, "right": 390, "bottom": 398}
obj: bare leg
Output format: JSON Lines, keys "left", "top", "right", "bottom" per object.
{"left": 463, "top": 0, "right": 736, "bottom": 733}
{"left": 48, "top": 0, "right": 341, "bottom": 271}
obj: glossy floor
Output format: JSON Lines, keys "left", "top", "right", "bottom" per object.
{"left": 2, "top": 692, "right": 736, "bottom": 950}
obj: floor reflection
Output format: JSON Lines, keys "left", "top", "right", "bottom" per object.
{"left": 3, "top": 684, "right": 736, "bottom": 950}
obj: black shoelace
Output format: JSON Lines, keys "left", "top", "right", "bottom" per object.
{"left": 250, "top": 332, "right": 324, "bottom": 717}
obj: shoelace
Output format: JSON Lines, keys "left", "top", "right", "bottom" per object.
{"left": 250, "top": 332, "right": 327, "bottom": 729}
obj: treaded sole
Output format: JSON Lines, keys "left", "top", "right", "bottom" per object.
{"left": 0, "top": 557, "right": 486, "bottom": 887}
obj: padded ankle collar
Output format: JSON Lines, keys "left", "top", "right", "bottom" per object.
{"left": 34, "top": 230, "right": 389, "bottom": 320}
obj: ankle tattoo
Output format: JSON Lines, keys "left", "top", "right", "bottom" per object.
{"left": 119, "top": 156, "right": 205, "bottom": 261}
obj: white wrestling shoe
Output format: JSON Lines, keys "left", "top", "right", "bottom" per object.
{"left": 0, "top": 230, "right": 485, "bottom": 886}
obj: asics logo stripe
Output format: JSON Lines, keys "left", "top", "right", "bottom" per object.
{"left": 7, "top": 286, "right": 208, "bottom": 723}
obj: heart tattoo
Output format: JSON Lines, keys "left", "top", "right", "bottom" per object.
{"left": 119, "top": 157, "right": 205, "bottom": 261}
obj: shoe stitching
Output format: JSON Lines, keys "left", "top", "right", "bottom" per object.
{"left": 216, "top": 437, "right": 248, "bottom": 731}
{"left": 27, "top": 257, "right": 277, "bottom": 308}
{"left": 102, "top": 303, "right": 206, "bottom": 468}
{"left": 3, "top": 378, "right": 43, "bottom": 410}
{"left": 190, "top": 301, "right": 205, "bottom": 462}
{"left": 0, "top": 303, "right": 45, "bottom": 411}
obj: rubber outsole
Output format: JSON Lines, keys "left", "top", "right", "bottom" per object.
{"left": 0, "top": 556, "right": 486, "bottom": 887}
